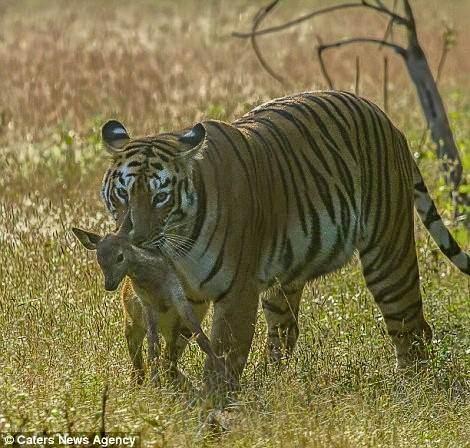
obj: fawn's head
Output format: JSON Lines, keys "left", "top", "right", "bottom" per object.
{"left": 72, "top": 228, "right": 132, "bottom": 292}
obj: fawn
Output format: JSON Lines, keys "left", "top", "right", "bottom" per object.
{"left": 72, "top": 222, "right": 221, "bottom": 384}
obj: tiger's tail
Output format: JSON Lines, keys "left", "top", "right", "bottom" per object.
{"left": 412, "top": 160, "right": 469, "bottom": 275}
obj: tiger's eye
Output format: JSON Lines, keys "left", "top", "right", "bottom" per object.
{"left": 117, "top": 187, "right": 128, "bottom": 199}
{"left": 155, "top": 192, "right": 169, "bottom": 203}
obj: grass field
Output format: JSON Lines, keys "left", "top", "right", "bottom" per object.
{"left": 0, "top": 1, "right": 469, "bottom": 446}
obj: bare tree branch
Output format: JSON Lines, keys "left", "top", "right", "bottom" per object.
{"left": 436, "top": 26, "right": 456, "bottom": 86}
{"left": 316, "top": 35, "right": 334, "bottom": 89}
{"left": 318, "top": 38, "right": 406, "bottom": 57}
{"left": 317, "top": 38, "right": 406, "bottom": 90}
{"left": 355, "top": 56, "right": 361, "bottom": 95}
{"left": 383, "top": 56, "right": 389, "bottom": 113}
{"left": 233, "top": 1, "right": 408, "bottom": 39}
{"left": 249, "top": 0, "right": 288, "bottom": 86}
{"left": 402, "top": 0, "right": 418, "bottom": 43}
{"left": 361, "top": 0, "right": 409, "bottom": 25}
{"left": 436, "top": 42, "right": 449, "bottom": 87}
{"left": 233, "top": 0, "right": 465, "bottom": 192}
{"left": 380, "top": 0, "right": 398, "bottom": 48}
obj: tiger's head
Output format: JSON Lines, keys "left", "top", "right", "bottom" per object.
{"left": 100, "top": 120, "right": 206, "bottom": 249}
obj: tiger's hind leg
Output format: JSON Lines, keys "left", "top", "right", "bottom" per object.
{"left": 358, "top": 235, "right": 432, "bottom": 368}
{"left": 262, "top": 283, "right": 303, "bottom": 363}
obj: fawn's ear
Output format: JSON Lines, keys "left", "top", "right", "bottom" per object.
{"left": 71, "top": 227, "right": 102, "bottom": 251}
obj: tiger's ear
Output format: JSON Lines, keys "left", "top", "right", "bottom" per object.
{"left": 72, "top": 227, "right": 102, "bottom": 251}
{"left": 178, "top": 122, "right": 206, "bottom": 161}
{"left": 102, "top": 120, "right": 130, "bottom": 154}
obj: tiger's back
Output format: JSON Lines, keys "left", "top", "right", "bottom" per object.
{"left": 197, "top": 91, "right": 419, "bottom": 289}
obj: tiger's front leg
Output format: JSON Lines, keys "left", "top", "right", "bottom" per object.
{"left": 204, "top": 289, "right": 259, "bottom": 394}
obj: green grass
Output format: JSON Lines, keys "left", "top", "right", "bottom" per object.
{"left": 0, "top": 1, "right": 469, "bottom": 446}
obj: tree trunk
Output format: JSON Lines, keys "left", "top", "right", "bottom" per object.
{"left": 404, "top": 41, "right": 462, "bottom": 188}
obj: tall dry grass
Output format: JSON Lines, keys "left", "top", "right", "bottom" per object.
{"left": 1, "top": 0, "right": 469, "bottom": 141}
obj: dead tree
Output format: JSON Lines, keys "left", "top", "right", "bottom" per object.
{"left": 233, "top": 0, "right": 464, "bottom": 193}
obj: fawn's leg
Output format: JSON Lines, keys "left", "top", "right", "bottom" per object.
{"left": 122, "top": 282, "right": 147, "bottom": 384}
{"left": 144, "top": 306, "right": 161, "bottom": 384}
{"left": 124, "top": 317, "right": 146, "bottom": 384}
{"left": 165, "top": 302, "right": 210, "bottom": 382}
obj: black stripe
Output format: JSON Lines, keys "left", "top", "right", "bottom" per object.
{"left": 268, "top": 104, "right": 334, "bottom": 177}
{"left": 170, "top": 179, "right": 187, "bottom": 223}
{"left": 440, "top": 236, "right": 462, "bottom": 258}
{"left": 322, "top": 94, "right": 353, "bottom": 131}
{"left": 151, "top": 162, "right": 163, "bottom": 170}
{"left": 365, "top": 103, "right": 386, "bottom": 248}
{"left": 422, "top": 203, "right": 441, "bottom": 227}
{"left": 338, "top": 94, "right": 373, "bottom": 224}
{"left": 283, "top": 238, "right": 294, "bottom": 270}
{"left": 316, "top": 131, "right": 356, "bottom": 208}
{"left": 201, "top": 168, "right": 222, "bottom": 256}
{"left": 188, "top": 168, "right": 207, "bottom": 250}
{"left": 210, "top": 122, "right": 257, "bottom": 210}
{"left": 414, "top": 180, "right": 428, "bottom": 193}
{"left": 256, "top": 114, "right": 308, "bottom": 235}
{"left": 377, "top": 263, "right": 419, "bottom": 304}
{"left": 213, "top": 226, "right": 246, "bottom": 303}
{"left": 123, "top": 141, "right": 152, "bottom": 151}
{"left": 124, "top": 149, "right": 140, "bottom": 159}
{"left": 382, "top": 300, "right": 422, "bottom": 323}
{"left": 271, "top": 103, "right": 349, "bottom": 222}
{"left": 305, "top": 93, "right": 358, "bottom": 164}
{"left": 156, "top": 152, "right": 170, "bottom": 162}
{"left": 284, "top": 197, "right": 322, "bottom": 284}
{"left": 155, "top": 141, "right": 178, "bottom": 155}
{"left": 336, "top": 186, "right": 351, "bottom": 234}
{"left": 362, "top": 210, "right": 412, "bottom": 280}
{"left": 200, "top": 225, "right": 229, "bottom": 287}
{"left": 249, "top": 127, "right": 291, "bottom": 214}
{"left": 159, "top": 177, "right": 171, "bottom": 188}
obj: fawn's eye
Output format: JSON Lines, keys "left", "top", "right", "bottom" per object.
{"left": 117, "top": 253, "right": 124, "bottom": 263}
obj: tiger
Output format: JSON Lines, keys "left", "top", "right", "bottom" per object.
{"left": 99, "top": 91, "right": 469, "bottom": 391}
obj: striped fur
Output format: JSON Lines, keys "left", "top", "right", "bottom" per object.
{"left": 101, "top": 91, "right": 469, "bottom": 388}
